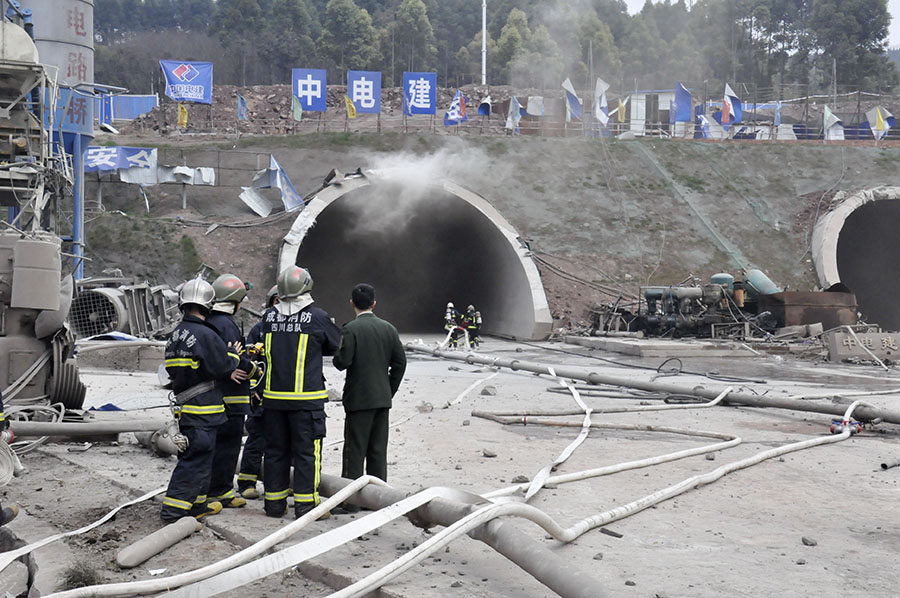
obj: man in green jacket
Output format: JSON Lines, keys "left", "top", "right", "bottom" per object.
{"left": 333, "top": 283, "right": 406, "bottom": 497}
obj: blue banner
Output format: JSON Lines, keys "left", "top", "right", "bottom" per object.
{"left": 674, "top": 82, "right": 692, "bottom": 122}
{"left": 347, "top": 70, "right": 381, "bottom": 114}
{"left": 160, "top": 60, "right": 213, "bottom": 104}
{"left": 444, "top": 89, "right": 469, "bottom": 126}
{"left": 293, "top": 69, "right": 327, "bottom": 112}
{"left": 402, "top": 72, "right": 436, "bottom": 115}
{"left": 84, "top": 146, "right": 156, "bottom": 172}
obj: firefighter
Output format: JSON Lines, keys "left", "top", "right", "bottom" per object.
{"left": 444, "top": 302, "right": 463, "bottom": 349}
{"left": 462, "top": 304, "right": 482, "bottom": 349}
{"left": 206, "top": 273, "right": 253, "bottom": 509}
{"left": 236, "top": 284, "right": 278, "bottom": 499}
{"left": 161, "top": 278, "right": 254, "bottom": 523}
{"left": 260, "top": 266, "right": 341, "bottom": 519}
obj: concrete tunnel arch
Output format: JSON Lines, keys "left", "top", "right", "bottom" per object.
{"left": 278, "top": 170, "right": 552, "bottom": 339}
{"left": 811, "top": 185, "right": 900, "bottom": 330}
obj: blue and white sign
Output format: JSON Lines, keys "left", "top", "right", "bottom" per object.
{"left": 292, "top": 68, "right": 327, "bottom": 112}
{"left": 160, "top": 60, "right": 213, "bottom": 104}
{"left": 402, "top": 72, "right": 436, "bottom": 116}
{"left": 84, "top": 146, "right": 157, "bottom": 172}
{"left": 347, "top": 70, "right": 381, "bottom": 114}
{"left": 44, "top": 87, "right": 94, "bottom": 136}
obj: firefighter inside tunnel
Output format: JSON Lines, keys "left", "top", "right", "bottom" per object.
{"left": 293, "top": 181, "right": 546, "bottom": 338}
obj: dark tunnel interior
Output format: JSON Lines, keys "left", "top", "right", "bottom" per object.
{"left": 836, "top": 200, "right": 900, "bottom": 330}
{"left": 294, "top": 183, "right": 536, "bottom": 335}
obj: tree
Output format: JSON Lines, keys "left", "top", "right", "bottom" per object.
{"left": 318, "top": 0, "right": 381, "bottom": 82}
{"left": 392, "top": 0, "right": 438, "bottom": 74}
{"left": 260, "top": 0, "right": 320, "bottom": 84}
{"left": 808, "top": 0, "right": 897, "bottom": 88}
{"left": 210, "top": 0, "right": 265, "bottom": 86}
{"left": 495, "top": 8, "right": 530, "bottom": 84}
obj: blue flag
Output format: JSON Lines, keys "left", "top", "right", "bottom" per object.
{"left": 160, "top": 60, "right": 213, "bottom": 104}
{"left": 237, "top": 93, "right": 248, "bottom": 120}
{"left": 774, "top": 101, "right": 782, "bottom": 127}
{"left": 675, "top": 82, "right": 692, "bottom": 122}
{"left": 444, "top": 89, "right": 469, "bottom": 126}
{"left": 562, "top": 78, "right": 582, "bottom": 120}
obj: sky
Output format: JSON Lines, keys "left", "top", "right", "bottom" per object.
{"left": 622, "top": 0, "right": 900, "bottom": 49}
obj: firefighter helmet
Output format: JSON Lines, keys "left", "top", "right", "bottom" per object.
{"left": 212, "top": 273, "right": 248, "bottom": 303}
{"left": 179, "top": 278, "right": 215, "bottom": 311}
{"left": 467, "top": 305, "right": 475, "bottom": 312}
{"left": 277, "top": 266, "right": 313, "bottom": 299}
{"left": 447, "top": 302, "right": 454, "bottom": 309}
{"left": 266, "top": 285, "right": 278, "bottom": 307}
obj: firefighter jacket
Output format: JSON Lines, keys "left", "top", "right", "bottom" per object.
{"left": 461, "top": 310, "right": 478, "bottom": 330}
{"left": 260, "top": 304, "right": 341, "bottom": 411}
{"left": 165, "top": 314, "right": 244, "bottom": 428}
{"left": 207, "top": 311, "right": 251, "bottom": 415}
{"left": 444, "top": 307, "right": 461, "bottom": 328}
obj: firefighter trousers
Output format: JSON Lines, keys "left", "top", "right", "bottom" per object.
{"left": 161, "top": 425, "right": 217, "bottom": 522}
{"left": 263, "top": 408, "right": 326, "bottom": 517}
{"left": 237, "top": 407, "right": 265, "bottom": 491}
{"left": 208, "top": 413, "right": 246, "bottom": 502}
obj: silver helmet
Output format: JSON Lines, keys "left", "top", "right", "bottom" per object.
{"left": 179, "top": 278, "right": 215, "bottom": 311}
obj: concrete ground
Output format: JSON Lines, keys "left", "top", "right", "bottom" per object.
{"left": 3, "top": 334, "right": 900, "bottom": 597}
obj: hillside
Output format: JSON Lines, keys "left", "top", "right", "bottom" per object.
{"left": 84, "top": 132, "right": 900, "bottom": 328}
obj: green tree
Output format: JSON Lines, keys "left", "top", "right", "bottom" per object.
{"left": 392, "top": 0, "right": 438, "bottom": 76}
{"left": 318, "top": 0, "right": 380, "bottom": 82}
{"left": 210, "top": 0, "right": 264, "bottom": 86}
{"left": 260, "top": 0, "right": 320, "bottom": 84}
{"left": 494, "top": 8, "right": 530, "bottom": 84}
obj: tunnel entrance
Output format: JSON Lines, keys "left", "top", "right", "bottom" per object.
{"left": 812, "top": 187, "right": 900, "bottom": 330}
{"left": 281, "top": 173, "right": 551, "bottom": 339}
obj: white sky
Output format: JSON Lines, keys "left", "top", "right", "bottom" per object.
{"left": 623, "top": 0, "right": 900, "bottom": 49}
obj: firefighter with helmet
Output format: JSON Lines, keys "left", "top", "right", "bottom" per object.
{"left": 461, "top": 304, "right": 482, "bottom": 349}
{"left": 236, "top": 284, "right": 279, "bottom": 499}
{"left": 260, "top": 266, "right": 341, "bottom": 519}
{"left": 161, "top": 278, "right": 256, "bottom": 523}
{"left": 444, "top": 302, "right": 463, "bottom": 349}
{"left": 206, "top": 273, "right": 253, "bottom": 509}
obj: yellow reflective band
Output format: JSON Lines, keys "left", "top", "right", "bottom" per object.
{"left": 0, "top": 412, "right": 5, "bottom": 421}
{"left": 264, "top": 332, "right": 273, "bottom": 391}
{"left": 265, "top": 489, "right": 291, "bottom": 500}
{"left": 237, "top": 473, "right": 258, "bottom": 481}
{"left": 163, "top": 497, "right": 192, "bottom": 510}
{"left": 215, "top": 490, "right": 236, "bottom": 500}
{"left": 293, "top": 493, "right": 315, "bottom": 503}
{"left": 261, "top": 389, "right": 328, "bottom": 401}
{"left": 314, "top": 438, "right": 321, "bottom": 491}
{"left": 227, "top": 351, "right": 240, "bottom": 363}
{"left": 165, "top": 358, "right": 200, "bottom": 369}
{"left": 223, "top": 395, "right": 250, "bottom": 404}
{"left": 295, "top": 334, "right": 309, "bottom": 392}
{"left": 180, "top": 404, "right": 225, "bottom": 415}
{"left": 194, "top": 495, "right": 207, "bottom": 504}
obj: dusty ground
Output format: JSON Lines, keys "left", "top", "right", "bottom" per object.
{"left": 3, "top": 335, "right": 900, "bottom": 597}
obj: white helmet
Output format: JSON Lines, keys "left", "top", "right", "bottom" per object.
{"left": 179, "top": 278, "right": 215, "bottom": 312}
{"left": 447, "top": 302, "right": 454, "bottom": 309}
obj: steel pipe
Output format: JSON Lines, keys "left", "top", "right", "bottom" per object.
{"left": 318, "top": 474, "right": 608, "bottom": 598}
{"left": 406, "top": 343, "right": 898, "bottom": 424}
{"left": 9, "top": 420, "right": 166, "bottom": 437}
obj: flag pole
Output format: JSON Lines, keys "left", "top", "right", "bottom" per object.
{"left": 481, "top": 0, "right": 487, "bottom": 85}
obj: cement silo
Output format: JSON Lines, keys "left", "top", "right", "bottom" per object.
{"left": 18, "top": 0, "right": 94, "bottom": 86}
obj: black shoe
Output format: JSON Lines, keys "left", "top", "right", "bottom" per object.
{"left": 295, "top": 504, "right": 330, "bottom": 520}
{"left": 265, "top": 505, "right": 289, "bottom": 518}
{"left": 331, "top": 504, "right": 360, "bottom": 515}
{"left": 1, "top": 505, "right": 19, "bottom": 526}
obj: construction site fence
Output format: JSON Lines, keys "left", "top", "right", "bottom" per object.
{"left": 127, "top": 111, "right": 900, "bottom": 144}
